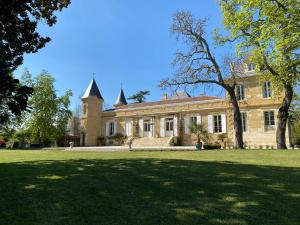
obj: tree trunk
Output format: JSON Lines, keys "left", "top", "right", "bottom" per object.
{"left": 276, "top": 84, "right": 293, "bottom": 149}
{"left": 228, "top": 88, "right": 244, "bottom": 149}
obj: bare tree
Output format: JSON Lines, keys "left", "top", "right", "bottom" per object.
{"left": 68, "top": 104, "right": 82, "bottom": 136}
{"left": 160, "top": 11, "right": 245, "bottom": 148}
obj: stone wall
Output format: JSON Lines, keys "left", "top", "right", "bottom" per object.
{"left": 82, "top": 74, "right": 290, "bottom": 148}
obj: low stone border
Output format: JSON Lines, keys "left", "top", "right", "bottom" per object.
{"left": 66, "top": 146, "right": 197, "bottom": 152}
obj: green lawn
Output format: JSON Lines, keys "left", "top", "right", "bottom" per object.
{"left": 1, "top": 150, "right": 300, "bottom": 225}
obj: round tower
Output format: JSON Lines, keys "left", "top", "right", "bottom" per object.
{"left": 81, "top": 79, "right": 104, "bottom": 146}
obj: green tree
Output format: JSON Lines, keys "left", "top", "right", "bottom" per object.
{"left": 219, "top": 0, "right": 300, "bottom": 149}
{"left": 0, "top": 0, "right": 70, "bottom": 124}
{"left": 22, "top": 70, "right": 72, "bottom": 146}
{"left": 190, "top": 123, "right": 210, "bottom": 145}
{"left": 289, "top": 93, "right": 300, "bottom": 146}
{"left": 128, "top": 90, "right": 150, "bottom": 103}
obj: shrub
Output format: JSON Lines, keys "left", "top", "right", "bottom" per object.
{"left": 97, "top": 136, "right": 106, "bottom": 146}
{"left": 6, "top": 138, "right": 18, "bottom": 149}
{"left": 111, "top": 133, "right": 127, "bottom": 145}
{"left": 204, "top": 143, "right": 221, "bottom": 150}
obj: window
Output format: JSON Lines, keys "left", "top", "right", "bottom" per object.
{"left": 213, "top": 115, "right": 222, "bottom": 133}
{"left": 165, "top": 118, "right": 174, "bottom": 131}
{"left": 263, "top": 81, "right": 272, "bottom": 98}
{"left": 248, "top": 63, "right": 255, "bottom": 71}
{"left": 109, "top": 122, "right": 115, "bottom": 136}
{"left": 143, "top": 119, "right": 151, "bottom": 132}
{"left": 83, "top": 104, "right": 87, "bottom": 114}
{"left": 264, "top": 111, "right": 275, "bottom": 131}
{"left": 236, "top": 85, "right": 245, "bottom": 100}
{"left": 190, "top": 116, "right": 197, "bottom": 126}
{"left": 241, "top": 112, "right": 247, "bottom": 132}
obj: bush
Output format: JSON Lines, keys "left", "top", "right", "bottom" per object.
{"left": 6, "top": 138, "right": 18, "bottom": 149}
{"left": 97, "top": 136, "right": 106, "bottom": 146}
{"left": 113, "top": 133, "right": 127, "bottom": 145}
{"left": 204, "top": 143, "right": 221, "bottom": 150}
{"left": 30, "top": 143, "right": 43, "bottom": 148}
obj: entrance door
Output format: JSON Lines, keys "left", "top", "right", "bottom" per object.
{"left": 165, "top": 118, "right": 174, "bottom": 137}
{"left": 143, "top": 119, "right": 152, "bottom": 137}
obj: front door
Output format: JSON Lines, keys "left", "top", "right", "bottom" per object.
{"left": 143, "top": 119, "right": 152, "bottom": 137}
{"left": 165, "top": 118, "right": 174, "bottom": 137}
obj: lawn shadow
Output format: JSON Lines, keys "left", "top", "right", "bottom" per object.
{"left": 1, "top": 158, "right": 300, "bottom": 225}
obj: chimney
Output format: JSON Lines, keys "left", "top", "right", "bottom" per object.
{"left": 162, "top": 93, "right": 168, "bottom": 101}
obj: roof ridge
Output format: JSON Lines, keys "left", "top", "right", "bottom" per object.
{"left": 115, "top": 95, "right": 222, "bottom": 109}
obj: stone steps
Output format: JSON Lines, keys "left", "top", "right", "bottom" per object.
{"left": 131, "top": 137, "right": 170, "bottom": 147}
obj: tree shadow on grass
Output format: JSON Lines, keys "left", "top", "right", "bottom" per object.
{"left": 0, "top": 159, "right": 300, "bottom": 225}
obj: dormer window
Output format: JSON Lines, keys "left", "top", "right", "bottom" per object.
{"left": 247, "top": 63, "right": 255, "bottom": 71}
{"left": 236, "top": 85, "right": 245, "bottom": 100}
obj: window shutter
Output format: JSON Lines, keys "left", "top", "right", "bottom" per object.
{"left": 129, "top": 120, "right": 133, "bottom": 136}
{"left": 125, "top": 120, "right": 132, "bottom": 136}
{"left": 184, "top": 116, "right": 190, "bottom": 134}
{"left": 208, "top": 115, "right": 213, "bottom": 133}
{"left": 106, "top": 122, "right": 109, "bottom": 136}
{"left": 174, "top": 116, "right": 178, "bottom": 136}
{"left": 151, "top": 117, "right": 155, "bottom": 137}
{"left": 114, "top": 121, "right": 117, "bottom": 135}
{"left": 138, "top": 119, "right": 143, "bottom": 137}
{"left": 197, "top": 115, "right": 202, "bottom": 125}
{"left": 160, "top": 118, "right": 165, "bottom": 137}
{"left": 221, "top": 114, "right": 227, "bottom": 133}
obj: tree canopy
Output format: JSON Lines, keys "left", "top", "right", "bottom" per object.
{"left": 219, "top": 0, "right": 299, "bottom": 87}
{"left": 127, "top": 90, "right": 150, "bottom": 103}
{"left": 219, "top": 0, "right": 300, "bottom": 149}
{"left": 0, "top": 0, "right": 71, "bottom": 124}
{"left": 22, "top": 70, "right": 72, "bottom": 146}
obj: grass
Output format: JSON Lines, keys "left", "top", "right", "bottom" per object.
{"left": 0, "top": 150, "right": 300, "bottom": 225}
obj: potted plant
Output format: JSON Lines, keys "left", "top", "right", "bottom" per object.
{"left": 190, "top": 123, "right": 209, "bottom": 150}
{"left": 217, "top": 133, "right": 227, "bottom": 149}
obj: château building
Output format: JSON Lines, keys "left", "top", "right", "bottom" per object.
{"left": 80, "top": 68, "right": 290, "bottom": 149}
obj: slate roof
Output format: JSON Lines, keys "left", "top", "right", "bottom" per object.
{"left": 82, "top": 79, "right": 104, "bottom": 100}
{"left": 115, "top": 88, "right": 127, "bottom": 106}
{"left": 112, "top": 95, "right": 221, "bottom": 111}
{"left": 169, "top": 91, "right": 191, "bottom": 100}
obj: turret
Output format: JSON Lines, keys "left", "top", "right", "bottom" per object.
{"left": 81, "top": 79, "right": 104, "bottom": 146}
{"left": 114, "top": 88, "right": 127, "bottom": 107}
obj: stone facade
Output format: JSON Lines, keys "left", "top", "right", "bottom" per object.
{"left": 81, "top": 73, "right": 290, "bottom": 149}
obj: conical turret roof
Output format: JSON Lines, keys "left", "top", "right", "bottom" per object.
{"left": 82, "top": 79, "right": 104, "bottom": 100}
{"left": 114, "top": 88, "right": 127, "bottom": 106}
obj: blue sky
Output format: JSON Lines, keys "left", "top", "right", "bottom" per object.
{"left": 15, "top": 0, "right": 226, "bottom": 109}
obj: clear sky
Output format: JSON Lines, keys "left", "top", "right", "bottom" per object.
{"left": 15, "top": 0, "right": 226, "bottom": 109}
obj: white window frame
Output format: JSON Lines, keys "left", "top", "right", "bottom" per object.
{"left": 236, "top": 84, "right": 245, "bottom": 101}
{"left": 190, "top": 116, "right": 197, "bottom": 127}
{"left": 213, "top": 115, "right": 222, "bottom": 133}
{"left": 241, "top": 112, "right": 248, "bottom": 132}
{"left": 264, "top": 111, "right": 275, "bottom": 131}
{"left": 108, "top": 121, "right": 115, "bottom": 136}
{"left": 165, "top": 118, "right": 174, "bottom": 132}
{"left": 143, "top": 119, "right": 151, "bottom": 132}
{"left": 263, "top": 81, "right": 272, "bottom": 98}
